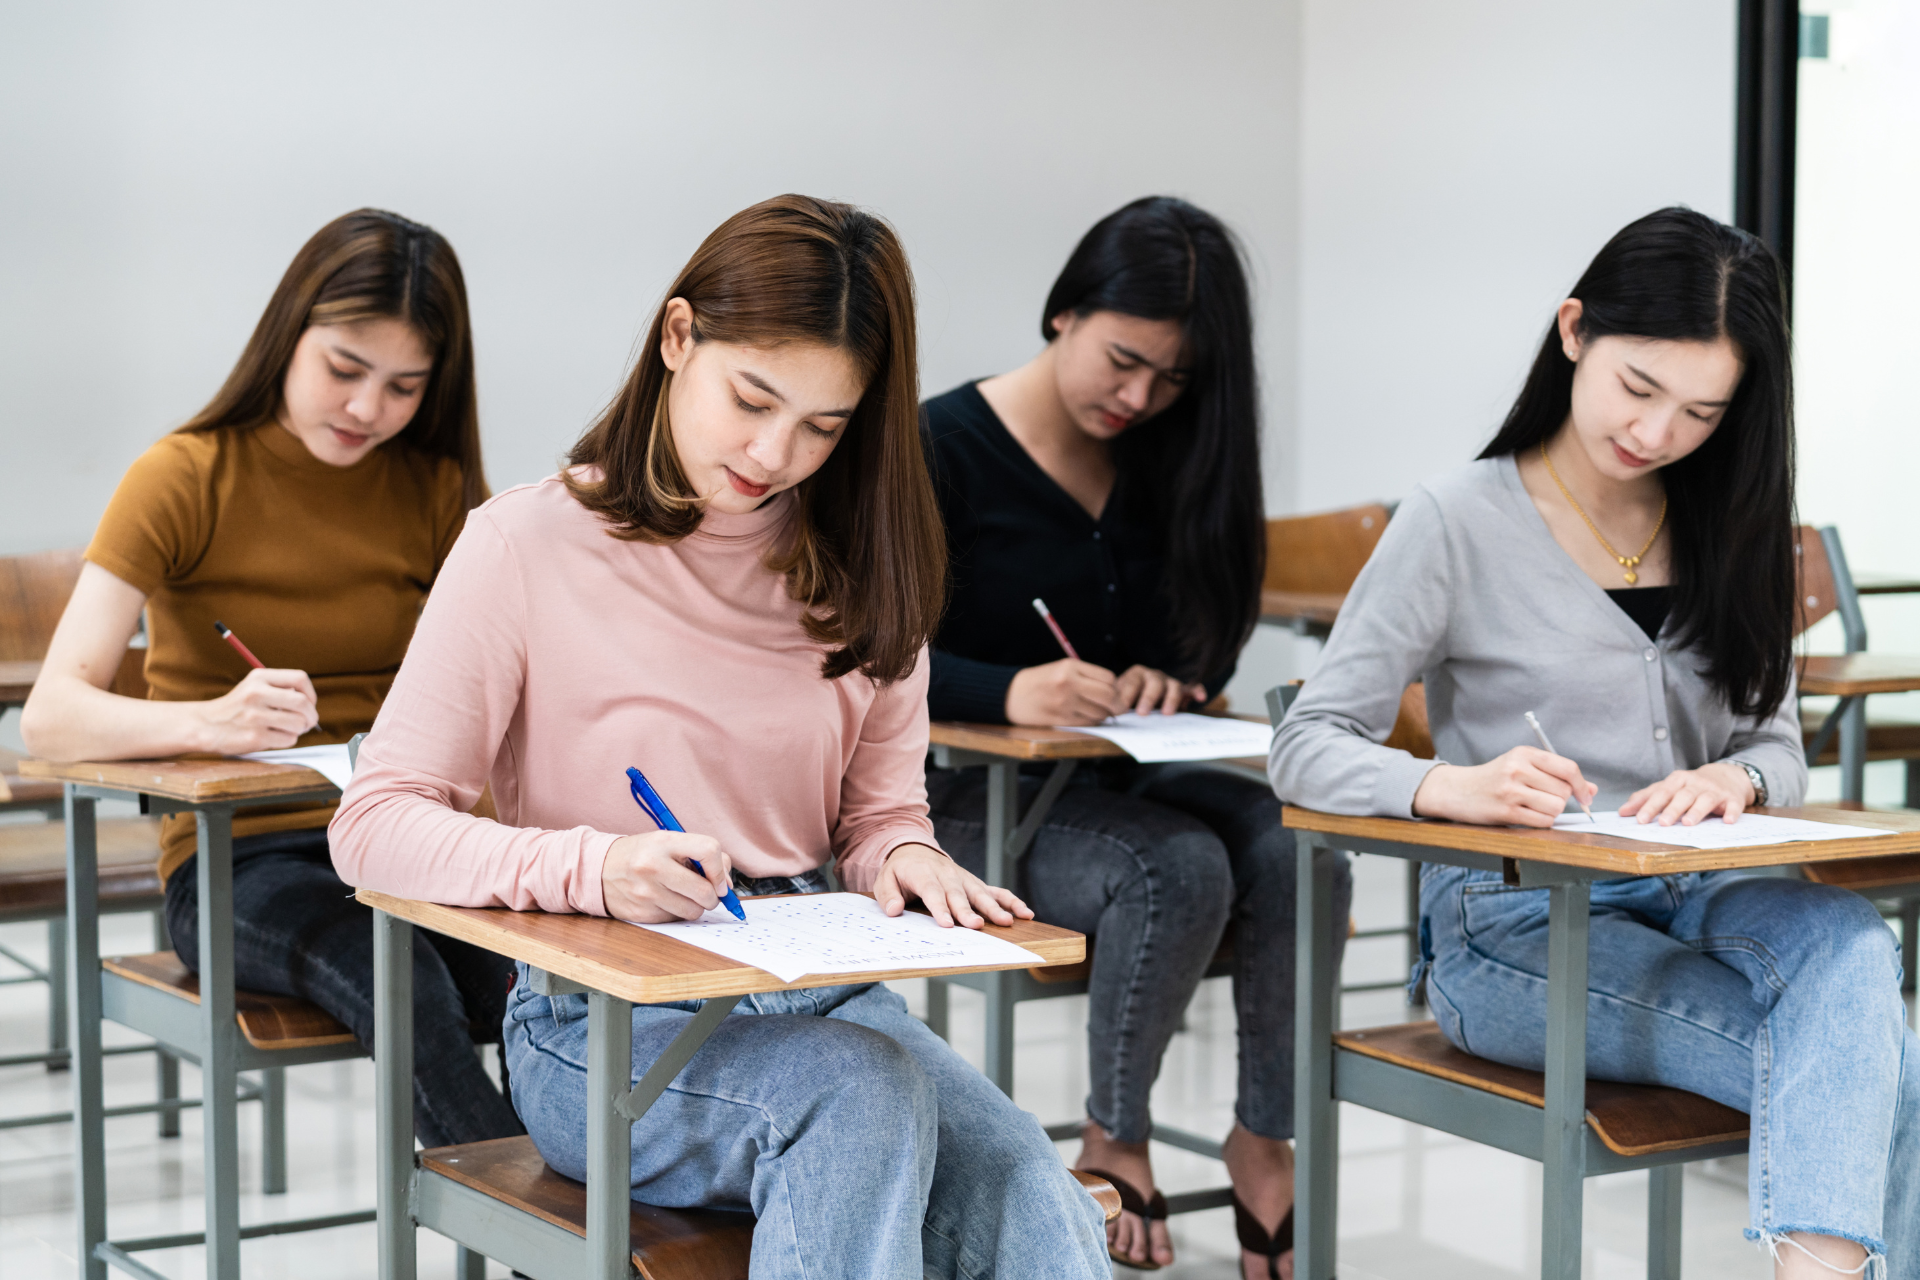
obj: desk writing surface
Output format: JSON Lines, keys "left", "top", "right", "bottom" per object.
{"left": 929, "top": 722, "right": 1127, "bottom": 760}
{"left": 0, "top": 660, "right": 39, "bottom": 706}
{"left": 1796, "top": 654, "right": 1920, "bottom": 697}
{"left": 1283, "top": 805, "right": 1920, "bottom": 876}
{"left": 1849, "top": 573, "right": 1920, "bottom": 596}
{"left": 19, "top": 755, "right": 338, "bottom": 804}
{"left": 356, "top": 888, "right": 1085, "bottom": 1004}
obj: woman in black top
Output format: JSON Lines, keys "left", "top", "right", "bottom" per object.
{"left": 923, "top": 197, "right": 1351, "bottom": 1278}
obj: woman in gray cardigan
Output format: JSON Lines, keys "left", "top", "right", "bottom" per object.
{"left": 1271, "top": 208, "right": 1917, "bottom": 1280}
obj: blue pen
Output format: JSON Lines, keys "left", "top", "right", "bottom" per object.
{"left": 626, "top": 766, "right": 746, "bottom": 921}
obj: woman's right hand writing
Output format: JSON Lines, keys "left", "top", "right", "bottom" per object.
{"left": 192, "top": 667, "right": 320, "bottom": 753}
{"left": 1412, "top": 746, "right": 1597, "bottom": 827}
{"left": 1005, "top": 658, "right": 1120, "bottom": 725}
{"left": 601, "top": 831, "right": 737, "bottom": 923}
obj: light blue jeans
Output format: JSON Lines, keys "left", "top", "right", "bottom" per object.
{"left": 1417, "top": 865, "right": 1920, "bottom": 1275}
{"left": 502, "top": 872, "right": 1110, "bottom": 1280}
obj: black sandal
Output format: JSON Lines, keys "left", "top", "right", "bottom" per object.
{"left": 1232, "top": 1192, "right": 1293, "bottom": 1280}
{"left": 1079, "top": 1167, "right": 1169, "bottom": 1271}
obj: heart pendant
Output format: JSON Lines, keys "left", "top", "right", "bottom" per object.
{"left": 1624, "top": 571, "right": 1638, "bottom": 585}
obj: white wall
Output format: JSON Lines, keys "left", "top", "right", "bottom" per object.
{"left": 1292, "top": 0, "right": 1738, "bottom": 514}
{"left": 1219, "top": 0, "right": 1740, "bottom": 710}
{"left": 0, "top": 0, "right": 1302, "bottom": 554}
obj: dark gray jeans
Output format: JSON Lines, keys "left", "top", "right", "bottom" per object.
{"left": 926, "top": 762, "right": 1352, "bottom": 1143}
{"left": 165, "top": 827, "right": 525, "bottom": 1150}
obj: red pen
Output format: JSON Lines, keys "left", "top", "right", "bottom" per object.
{"left": 212, "top": 621, "right": 265, "bottom": 670}
{"left": 1031, "top": 598, "right": 1081, "bottom": 662}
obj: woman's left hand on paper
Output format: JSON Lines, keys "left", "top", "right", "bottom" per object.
{"left": 1114, "top": 665, "right": 1207, "bottom": 715}
{"left": 874, "top": 842, "right": 1034, "bottom": 930}
{"left": 1620, "top": 762, "right": 1755, "bottom": 826}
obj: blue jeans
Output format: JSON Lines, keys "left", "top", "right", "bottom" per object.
{"left": 167, "top": 828, "right": 523, "bottom": 1149}
{"left": 502, "top": 871, "right": 1110, "bottom": 1279}
{"left": 928, "top": 762, "right": 1352, "bottom": 1143}
{"left": 1419, "top": 865, "right": 1920, "bottom": 1273}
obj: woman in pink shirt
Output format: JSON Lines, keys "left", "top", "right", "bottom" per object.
{"left": 330, "top": 195, "right": 1112, "bottom": 1278}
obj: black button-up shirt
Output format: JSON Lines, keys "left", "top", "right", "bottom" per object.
{"left": 923, "top": 381, "right": 1233, "bottom": 723}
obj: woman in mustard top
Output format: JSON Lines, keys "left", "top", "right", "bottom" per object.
{"left": 24, "top": 209, "right": 523, "bottom": 1148}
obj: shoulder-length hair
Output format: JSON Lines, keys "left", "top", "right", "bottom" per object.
{"left": 565, "top": 194, "right": 944, "bottom": 685}
{"left": 181, "top": 208, "right": 488, "bottom": 510}
{"left": 1043, "top": 196, "right": 1265, "bottom": 682}
{"left": 1479, "top": 206, "right": 1795, "bottom": 719}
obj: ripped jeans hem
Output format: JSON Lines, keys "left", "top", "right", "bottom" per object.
{"left": 1747, "top": 1226, "right": 1887, "bottom": 1277}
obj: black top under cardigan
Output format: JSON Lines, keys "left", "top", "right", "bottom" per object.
{"left": 922, "top": 381, "right": 1233, "bottom": 723}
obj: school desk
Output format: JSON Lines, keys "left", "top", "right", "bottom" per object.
{"left": 357, "top": 888, "right": 1090, "bottom": 1280}
{"left": 1798, "top": 653, "right": 1920, "bottom": 801}
{"left": 20, "top": 755, "right": 358, "bottom": 1280}
{"left": 1282, "top": 803, "right": 1920, "bottom": 1280}
{"left": 0, "top": 659, "right": 39, "bottom": 709}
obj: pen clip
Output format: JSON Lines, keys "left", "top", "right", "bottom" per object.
{"left": 627, "top": 772, "right": 667, "bottom": 830}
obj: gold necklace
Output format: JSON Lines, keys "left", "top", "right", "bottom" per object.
{"left": 1539, "top": 441, "right": 1667, "bottom": 585}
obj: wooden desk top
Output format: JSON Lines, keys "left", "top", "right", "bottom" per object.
{"left": 1283, "top": 804, "right": 1920, "bottom": 876}
{"left": 1797, "top": 654, "right": 1920, "bottom": 696}
{"left": 0, "top": 660, "right": 39, "bottom": 706}
{"left": 19, "top": 755, "right": 338, "bottom": 804}
{"left": 929, "top": 722, "right": 1128, "bottom": 760}
{"left": 357, "top": 888, "right": 1086, "bottom": 1003}
{"left": 1260, "top": 589, "right": 1345, "bottom": 625}
{"left": 1849, "top": 573, "right": 1920, "bottom": 596}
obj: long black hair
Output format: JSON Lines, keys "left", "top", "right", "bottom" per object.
{"left": 1044, "top": 196, "right": 1264, "bottom": 682}
{"left": 1479, "top": 206, "right": 1794, "bottom": 718}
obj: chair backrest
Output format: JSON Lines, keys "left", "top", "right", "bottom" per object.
{"left": 0, "top": 549, "right": 86, "bottom": 662}
{"left": 1795, "top": 526, "right": 1839, "bottom": 639}
{"left": 1264, "top": 503, "right": 1392, "bottom": 594}
{"left": 1266, "top": 679, "right": 1434, "bottom": 760}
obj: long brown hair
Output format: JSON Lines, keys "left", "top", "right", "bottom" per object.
{"left": 181, "top": 208, "right": 488, "bottom": 510}
{"left": 566, "top": 194, "right": 944, "bottom": 684}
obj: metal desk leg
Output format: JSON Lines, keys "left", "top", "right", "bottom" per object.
{"left": 374, "top": 909, "right": 417, "bottom": 1280}
{"left": 1647, "top": 1162, "right": 1683, "bottom": 1280}
{"left": 1841, "top": 695, "right": 1867, "bottom": 804}
{"left": 154, "top": 912, "right": 180, "bottom": 1138}
{"left": 587, "top": 990, "right": 636, "bottom": 1280}
{"left": 1541, "top": 878, "right": 1591, "bottom": 1280}
{"left": 47, "top": 916, "right": 69, "bottom": 1068}
{"left": 1293, "top": 831, "right": 1338, "bottom": 1280}
{"left": 66, "top": 787, "right": 107, "bottom": 1280}
{"left": 197, "top": 805, "right": 243, "bottom": 1280}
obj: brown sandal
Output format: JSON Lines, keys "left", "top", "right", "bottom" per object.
{"left": 1231, "top": 1192, "right": 1293, "bottom": 1280}
{"left": 1079, "top": 1167, "right": 1169, "bottom": 1271}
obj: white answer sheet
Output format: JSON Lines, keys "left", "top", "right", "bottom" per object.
{"left": 237, "top": 744, "right": 354, "bottom": 792}
{"left": 1551, "top": 808, "right": 1899, "bottom": 850}
{"left": 629, "top": 892, "right": 1045, "bottom": 984}
{"left": 1055, "top": 711, "right": 1273, "bottom": 763}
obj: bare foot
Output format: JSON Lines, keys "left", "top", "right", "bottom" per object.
{"left": 1223, "top": 1124, "right": 1295, "bottom": 1280}
{"left": 1076, "top": 1120, "right": 1173, "bottom": 1268}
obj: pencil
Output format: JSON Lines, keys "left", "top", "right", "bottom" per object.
{"left": 212, "top": 621, "right": 265, "bottom": 670}
{"left": 1031, "top": 598, "right": 1081, "bottom": 661}
{"left": 1524, "top": 711, "right": 1594, "bottom": 822}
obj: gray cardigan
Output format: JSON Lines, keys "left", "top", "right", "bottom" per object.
{"left": 1267, "top": 456, "right": 1807, "bottom": 817}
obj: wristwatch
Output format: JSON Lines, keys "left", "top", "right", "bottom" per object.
{"left": 1736, "top": 761, "right": 1768, "bottom": 807}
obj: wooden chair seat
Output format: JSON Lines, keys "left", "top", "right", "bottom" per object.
{"left": 422, "top": 1135, "right": 1120, "bottom": 1280}
{"left": 1336, "top": 1022, "right": 1748, "bottom": 1158}
{"left": 1802, "top": 853, "right": 1920, "bottom": 893}
{"left": 0, "top": 817, "right": 163, "bottom": 919}
{"left": 1800, "top": 706, "right": 1920, "bottom": 765}
{"left": 101, "top": 950, "right": 357, "bottom": 1051}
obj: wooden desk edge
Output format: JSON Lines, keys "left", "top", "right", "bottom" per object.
{"left": 356, "top": 888, "right": 1085, "bottom": 1003}
{"left": 18, "top": 757, "right": 338, "bottom": 803}
{"left": 1281, "top": 805, "right": 1920, "bottom": 875}
{"left": 928, "top": 723, "right": 1127, "bottom": 760}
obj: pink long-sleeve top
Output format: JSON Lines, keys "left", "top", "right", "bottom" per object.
{"left": 328, "top": 472, "right": 942, "bottom": 915}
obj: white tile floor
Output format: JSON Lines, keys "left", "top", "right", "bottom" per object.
{"left": 2, "top": 851, "right": 1911, "bottom": 1279}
